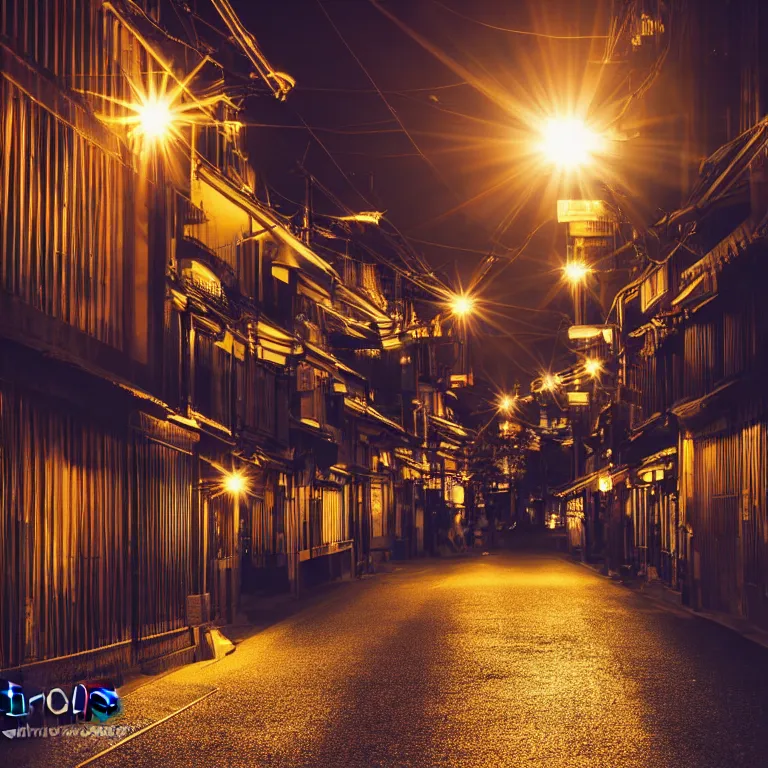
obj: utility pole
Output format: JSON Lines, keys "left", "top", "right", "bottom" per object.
{"left": 303, "top": 172, "right": 313, "bottom": 246}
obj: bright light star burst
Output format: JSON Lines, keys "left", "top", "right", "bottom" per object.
{"left": 563, "top": 262, "right": 591, "bottom": 283}
{"left": 540, "top": 117, "right": 603, "bottom": 170}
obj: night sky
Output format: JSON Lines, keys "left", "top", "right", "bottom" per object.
{"left": 235, "top": 0, "right": 608, "bottom": 391}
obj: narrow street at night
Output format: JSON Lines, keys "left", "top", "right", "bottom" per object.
{"left": 6, "top": 2, "right": 768, "bottom": 762}
{"left": 9, "top": 550, "right": 768, "bottom": 768}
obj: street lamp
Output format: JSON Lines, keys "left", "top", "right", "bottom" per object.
{"left": 584, "top": 358, "right": 602, "bottom": 377}
{"left": 450, "top": 293, "right": 475, "bottom": 318}
{"left": 540, "top": 117, "right": 603, "bottom": 170}
{"left": 563, "top": 262, "right": 590, "bottom": 325}
{"left": 499, "top": 394, "right": 516, "bottom": 413}
{"left": 542, "top": 373, "right": 561, "bottom": 391}
{"left": 563, "top": 262, "right": 591, "bottom": 284}
{"left": 136, "top": 97, "right": 173, "bottom": 142}
{"left": 223, "top": 471, "right": 248, "bottom": 496}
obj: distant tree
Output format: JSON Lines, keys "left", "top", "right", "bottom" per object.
{"left": 469, "top": 417, "right": 534, "bottom": 501}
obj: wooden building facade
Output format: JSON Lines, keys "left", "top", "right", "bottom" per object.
{"left": 1, "top": 0, "right": 472, "bottom": 684}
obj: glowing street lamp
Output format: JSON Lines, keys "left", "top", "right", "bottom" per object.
{"left": 499, "top": 394, "right": 516, "bottom": 413}
{"left": 136, "top": 97, "right": 173, "bottom": 142}
{"left": 450, "top": 293, "right": 475, "bottom": 318}
{"left": 223, "top": 471, "right": 248, "bottom": 496}
{"left": 584, "top": 358, "right": 602, "bottom": 377}
{"left": 540, "top": 117, "right": 602, "bottom": 170}
{"left": 563, "top": 262, "right": 591, "bottom": 284}
{"left": 542, "top": 373, "right": 561, "bottom": 391}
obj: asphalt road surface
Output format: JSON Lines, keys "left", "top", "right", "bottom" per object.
{"left": 9, "top": 550, "right": 768, "bottom": 767}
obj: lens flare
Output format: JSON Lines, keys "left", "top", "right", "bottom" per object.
{"left": 563, "top": 262, "right": 591, "bottom": 283}
{"left": 450, "top": 294, "right": 475, "bottom": 317}
{"left": 540, "top": 117, "right": 602, "bottom": 169}
{"left": 584, "top": 358, "right": 602, "bottom": 377}
{"left": 223, "top": 472, "right": 248, "bottom": 496}
{"left": 137, "top": 98, "right": 173, "bottom": 141}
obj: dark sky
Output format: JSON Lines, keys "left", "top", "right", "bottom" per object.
{"left": 236, "top": 0, "right": 609, "bottom": 391}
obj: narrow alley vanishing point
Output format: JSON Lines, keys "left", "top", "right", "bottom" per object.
{"left": 8, "top": 553, "right": 768, "bottom": 768}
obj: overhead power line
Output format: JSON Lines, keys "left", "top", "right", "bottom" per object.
{"left": 297, "top": 82, "right": 469, "bottom": 94}
{"left": 315, "top": 0, "right": 471, "bottom": 216}
{"left": 431, "top": 0, "right": 610, "bottom": 40}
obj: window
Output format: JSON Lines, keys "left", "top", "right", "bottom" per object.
{"left": 640, "top": 265, "right": 668, "bottom": 311}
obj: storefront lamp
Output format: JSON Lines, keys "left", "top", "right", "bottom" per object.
{"left": 223, "top": 471, "right": 248, "bottom": 496}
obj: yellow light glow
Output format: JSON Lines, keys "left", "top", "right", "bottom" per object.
{"left": 137, "top": 98, "right": 173, "bottom": 141}
{"left": 450, "top": 294, "right": 475, "bottom": 317}
{"left": 223, "top": 472, "right": 247, "bottom": 495}
{"left": 584, "top": 358, "right": 602, "bottom": 377}
{"left": 598, "top": 475, "right": 613, "bottom": 493}
{"left": 542, "top": 374, "right": 561, "bottom": 391}
{"left": 499, "top": 394, "right": 515, "bottom": 412}
{"left": 87, "top": 49, "right": 222, "bottom": 159}
{"left": 563, "top": 262, "right": 591, "bottom": 283}
{"left": 339, "top": 211, "right": 384, "bottom": 225}
{"left": 540, "top": 117, "right": 602, "bottom": 169}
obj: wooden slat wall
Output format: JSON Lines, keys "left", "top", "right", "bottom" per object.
{"left": 244, "top": 357, "right": 276, "bottom": 437}
{"left": 0, "top": 385, "right": 131, "bottom": 669}
{"left": 692, "top": 431, "right": 742, "bottom": 615}
{"left": 248, "top": 483, "right": 286, "bottom": 566}
{"left": 133, "top": 434, "right": 194, "bottom": 638}
{"left": 740, "top": 422, "right": 767, "bottom": 626}
{"left": 321, "top": 487, "right": 344, "bottom": 546}
{"left": 248, "top": 497, "right": 268, "bottom": 567}
{"left": 0, "top": 78, "right": 126, "bottom": 348}
{"left": 193, "top": 332, "right": 233, "bottom": 428}
{"left": 683, "top": 320, "right": 719, "bottom": 401}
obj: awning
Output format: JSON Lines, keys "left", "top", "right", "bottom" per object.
{"left": 429, "top": 414, "right": 471, "bottom": 439}
{"left": 297, "top": 274, "right": 332, "bottom": 305}
{"left": 553, "top": 469, "right": 602, "bottom": 498}
{"left": 638, "top": 446, "right": 676, "bottom": 468}
{"left": 680, "top": 219, "right": 755, "bottom": 287}
{"left": 303, "top": 342, "right": 367, "bottom": 382}
{"left": 671, "top": 273, "right": 708, "bottom": 307}
{"left": 671, "top": 379, "right": 740, "bottom": 424}
{"left": 343, "top": 397, "right": 406, "bottom": 434}
{"left": 196, "top": 162, "right": 339, "bottom": 283}
{"left": 335, "top": 284, "right": 392, "bottom": 330}
{"left": 254, "top": 316, "right": 298, "bottom": 366}
{"left": 323, "top": 304, "right": 382, "bottom": 348}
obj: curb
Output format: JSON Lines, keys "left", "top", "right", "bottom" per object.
{"left": 563, "top": 554, "right": 768, "bottom": 651}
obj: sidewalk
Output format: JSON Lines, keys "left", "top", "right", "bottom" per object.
{"left": 2, "top": 571, "right": 374, "bottom": 767}
{"left": 565, "top": 554, "right": 768, "bottom": 652}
